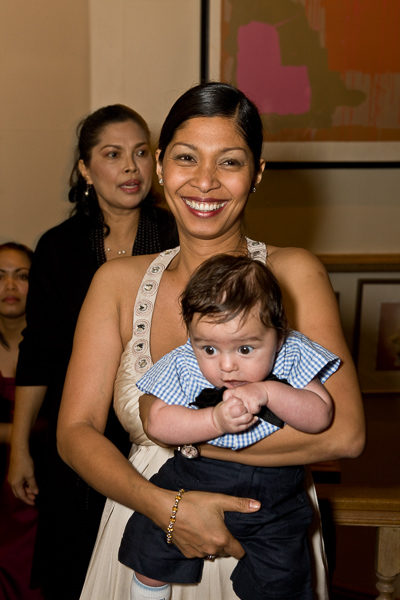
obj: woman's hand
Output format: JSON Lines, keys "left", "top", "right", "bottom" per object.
{"left": 162, "top": 489, "right": 261, "bottom": 560}
{"left": 8, "top": 446, "right": 39, "bottom": 505}
{"left": 8, "top": 385, "right": 47, "bottom": 505}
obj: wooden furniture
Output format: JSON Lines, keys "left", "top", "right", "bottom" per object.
{"left": 316, "top": 484, "right": 400, "bottom": 600}
{"left": 311, "top": 460, "right": 341, "bottom": 484}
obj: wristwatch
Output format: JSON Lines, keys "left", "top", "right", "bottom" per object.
{"left": 178, "top": 444, "right": 199, "bottom": 459}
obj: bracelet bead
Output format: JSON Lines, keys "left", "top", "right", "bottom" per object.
{"left": 166, "top": 489, "right": 185, "bottom": 545}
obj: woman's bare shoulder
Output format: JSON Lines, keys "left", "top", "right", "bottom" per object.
{"left": 267, "top": 245, "right": 326, "bottom": 282}
{"left": 90, "top": 253, "right": 159, "bottom": 289}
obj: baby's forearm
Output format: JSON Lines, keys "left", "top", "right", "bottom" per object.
{"left": 264, "top": 380, "right": 333, "bottom": 433}
{"left": 146, "top": 399, "right": 222, "bottom": 445}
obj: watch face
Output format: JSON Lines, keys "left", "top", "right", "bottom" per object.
{"left": 180, "top": 444, "right": 199, "bottom": 459}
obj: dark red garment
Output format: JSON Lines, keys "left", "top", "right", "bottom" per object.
{"left": 0, "top": 373, "right": 44, "bottom": 600}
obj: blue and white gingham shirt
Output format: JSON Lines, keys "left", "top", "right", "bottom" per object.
{"left": 136, "top": 331, "right": 340, "bottom": 450}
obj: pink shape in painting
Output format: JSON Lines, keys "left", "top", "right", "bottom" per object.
{"left": 237, "top": 21, "right": 311, "bottom": 115}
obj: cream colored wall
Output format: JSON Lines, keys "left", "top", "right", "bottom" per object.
{"left": 1, "top": 0, "right": 398, "bottom": 255}
{"left": 89, "top": 0, "right": 201, "bottom": 146}
{"left": 0, "top": 0, "right": 90, "bottom": 249}
{"left": 246, "top": 165, "right": 400, "bottom": 254}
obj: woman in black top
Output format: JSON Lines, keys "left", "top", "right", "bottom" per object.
{"left": 8, "top": 104, "right": 178, "bottom": 600}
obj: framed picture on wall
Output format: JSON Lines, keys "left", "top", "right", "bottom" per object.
{"left": 202, "top": 0, "right": 400, "bottom": 163}
{"left": 353, "top": 279, "right": 400, "bottom": 393}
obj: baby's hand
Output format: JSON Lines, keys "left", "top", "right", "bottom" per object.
{"left": 212, "top": 397, "right": 258, "bottom": 434}
{"left": 222, "top": 383, "right": 269, "bottom": 416}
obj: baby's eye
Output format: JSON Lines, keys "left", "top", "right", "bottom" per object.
{"left": 203, "top": 346, "right": 216, "bottom": 356}
{"left": 238, "top": 346, "right": 253, "bottom": 355}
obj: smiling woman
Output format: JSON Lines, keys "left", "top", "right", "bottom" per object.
{"left": 57, "top": 83, "right": 365, "bottom": 600}
{"left": 156, "top": 117, "right": 261, "bottom": 240}
{"left": 8, "top": 105, "right": 178, "bottom": 600}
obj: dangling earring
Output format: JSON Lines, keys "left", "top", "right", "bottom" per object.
{"left": 158, "top": 178, "right": 163, "bottom": 185}
{"left": 251, "top": 186, "right": 257, "bottom": 193}
{"left": 84, "top": 182, "right": 91, "bottom": 197}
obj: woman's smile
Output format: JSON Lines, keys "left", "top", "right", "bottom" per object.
{"left": 182, "top": 197, "right": 228, "bottom": 216}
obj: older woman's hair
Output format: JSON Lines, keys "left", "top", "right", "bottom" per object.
{"left": 158, "top": 82, "right": 264, "bottom": 181}
{"left": 180, "top": 254, "right": 288, "bottom": 339}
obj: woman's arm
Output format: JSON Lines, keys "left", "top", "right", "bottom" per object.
{"left": 8, "top": 385, "right": 47, "bottom": 504}
{"left": 10, "top": 224, "right": 87, "bottom": 504}
{"left": 201, "top": 248, "right": 365, "bottom": 466}
{"left": 57, "top": 260, "right": 260, "bottom": 560}
{"left": 0, "top": 423, "right": 12, "bottom": 444}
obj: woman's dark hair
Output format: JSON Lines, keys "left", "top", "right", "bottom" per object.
{"left": 0, "top": 242, "right": 33, "bottom": 263}
{"left": 0, "top": 242, "right": 33, "bottom": 349}
{"left": 180, "top": 254, "right": 288, "bottom": 341}
{"left": 158, "top": 82, "right": 264, "bottom": 180}
{"left": 69, "top": 104, "right": 151, "bottom": 218}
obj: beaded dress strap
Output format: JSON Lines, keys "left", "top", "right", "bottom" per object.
{"left": 246, "top": 237, "right": 267, "bottom": 263}
{"left": 130, "top": 247, "right": 180, "bottom": 375}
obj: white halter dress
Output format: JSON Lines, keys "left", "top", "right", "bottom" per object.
{"left": 80, "top": 240, "right": 329, "bottom": 600}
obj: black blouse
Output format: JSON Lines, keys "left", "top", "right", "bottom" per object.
{"left": 14, "top": 200, "right": 178, "bottom": 598}
{"left": 17, "top": 200, "right": 178, "bottom": 391}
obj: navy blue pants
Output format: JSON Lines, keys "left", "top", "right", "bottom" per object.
{"left": 119, "top": 452, "right": 313, "bottom": 600}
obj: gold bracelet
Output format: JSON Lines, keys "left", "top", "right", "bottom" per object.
{"left": 166, "top": 488, "right": 185, "bottom": 545}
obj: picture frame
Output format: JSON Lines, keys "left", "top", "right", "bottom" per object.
{"left": 201, "top": 0, "right": 400, "bottom": 164}
{"left": 353, "top": 279, "right": 400, "bottom": 393}
{"left": 318, "top": 255, "right": 400, "bottom": 354}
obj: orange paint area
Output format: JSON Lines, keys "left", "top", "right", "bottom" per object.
{"left": 320, "top": 0, "right": 400, "bottom": 74}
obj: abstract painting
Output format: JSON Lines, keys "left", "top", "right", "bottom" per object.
{"left": 218, "top": 0, "right": 400, "bottom": 143}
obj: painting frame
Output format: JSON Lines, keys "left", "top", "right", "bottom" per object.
{"left": 353, "top": 279, "right": 400, "bottom": 393}
{"left": 201, "top": 0, "right": 400, "bottom": 164}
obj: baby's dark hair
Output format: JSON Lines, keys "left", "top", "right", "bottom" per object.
{"left": 180, "top": 254, "right": 289, "bottom": 340}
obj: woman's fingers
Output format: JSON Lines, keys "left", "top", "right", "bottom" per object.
{"left": 10, "top": 477, "right": 38, "bottom": 505}
{"left": 170, "top": 490, "right": 260, "bottom": 560}
{"left": 8, "top": 455, "right": 39, "bottom": 505}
